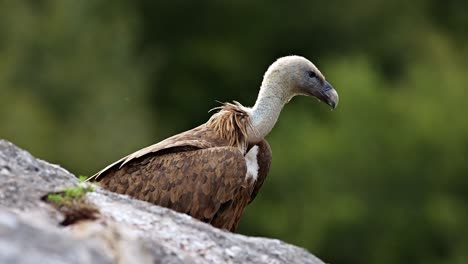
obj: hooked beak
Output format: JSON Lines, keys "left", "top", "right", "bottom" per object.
{"left": 313, "top": 81, "right": 339, "bottom": 109}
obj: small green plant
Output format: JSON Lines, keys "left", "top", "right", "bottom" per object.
{"left": 44, "top": 182, "right": 99, "bottom": 226}
{"left": 46, "top": 184, "right": 94, "bottom": 205}
{"left": 78, "top": 175, "right": 89, "bottom": 182}
{"left": 47, "top": 193, "right": 66, "bottom": 204}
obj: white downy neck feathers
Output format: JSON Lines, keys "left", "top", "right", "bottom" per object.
{"left": 244, "top": 145, "right": 259, "bottom": 181}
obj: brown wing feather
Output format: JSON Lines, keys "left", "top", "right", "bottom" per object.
{"left": 87, "top": 124, "right": 228, "bottom": 181}
{"left": 96, "top": 146, "right": 248, "bottom": 230}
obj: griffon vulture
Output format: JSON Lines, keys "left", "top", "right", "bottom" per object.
{"left": 87, "top": 55, "right": 339, "bottom": 231}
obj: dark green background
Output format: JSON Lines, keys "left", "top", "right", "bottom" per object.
{"left": 1, "top": 1, "right": 467, "bottom": 263}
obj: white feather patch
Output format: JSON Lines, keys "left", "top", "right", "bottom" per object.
{"left": 245, "top": 145, "right": 259, "bottom": 181}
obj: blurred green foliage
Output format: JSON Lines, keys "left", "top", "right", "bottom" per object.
{"left": 1, "top": 1, "right": 467, "bottom": 263}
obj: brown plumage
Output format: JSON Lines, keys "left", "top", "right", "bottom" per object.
{"left": 88, "top": 56, "right": 339, "bottom": 232}
{"left": 89, "top": 103, "right": 271, "bottom": 231}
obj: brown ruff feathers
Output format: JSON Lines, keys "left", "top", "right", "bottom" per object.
{"left": 207, "top": 101, "right": 252, "bottom": 153}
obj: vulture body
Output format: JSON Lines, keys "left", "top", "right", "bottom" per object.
{"left": 88, "top": 55, "right": 339, "bottom": 232}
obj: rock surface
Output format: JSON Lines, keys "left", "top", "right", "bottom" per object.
{"left": 0, "top": 139, "right": 325, "bottom": 264}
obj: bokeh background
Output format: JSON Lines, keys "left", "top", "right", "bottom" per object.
{"left": 1, "top": 1, "right": 468, "bottom": 263}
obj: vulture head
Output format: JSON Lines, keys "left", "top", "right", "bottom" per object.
{"left": 261, "top": 55, "right": 339, "bottom": 109}
{"left": 247, "top": 55, "right": 339, "bottom": 142}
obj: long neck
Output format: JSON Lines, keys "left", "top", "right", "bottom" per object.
{"left": 248, "top": 84, "right": 290, "bottom": 143}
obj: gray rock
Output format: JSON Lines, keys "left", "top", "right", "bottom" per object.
{"left": 0, "top": 139, "right": 325, "bottom": 264}
{"left": 0, "top": 209, "right": 113, "bottom": 264}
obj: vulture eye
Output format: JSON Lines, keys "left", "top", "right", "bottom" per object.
{"left": 308, "top": 71, "right": 317, "bottom": 79}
